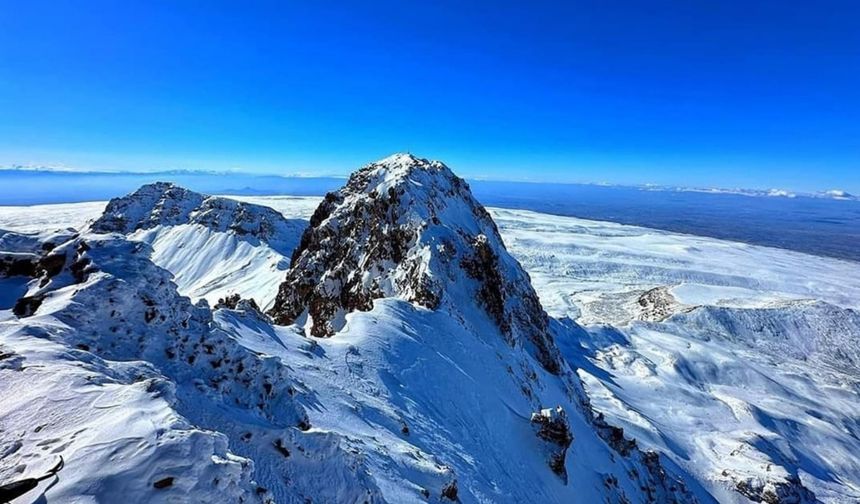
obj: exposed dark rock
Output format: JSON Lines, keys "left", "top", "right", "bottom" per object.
{"left": 731, "top": 472, "right": 817, "bottom": 504}
{"left": 530, "top": 407, "right": 573, "bottom": 482}
{"left": 586, "top": 410, "right": 696, "bottom": 502}
{"left": 37, "top": 252, "right": 67, "bottom": 280}
{"left": 0, "top": 346, "right": 25, "bottom": 371}
{"left": 440, "top": 479, "right": 458, "bottom": 501}
{"left": 70, "top": 256, "right": 93, "bottom": 284}
{"left": 273, "top": 439, "right": 291, "bottom": 458}
{"left": 594, "top": 413, "right": 637, "bottom": 457}
{"left": 13, "top": 294, "right": 45, "bottom": 318}
{"left": 0, "top": 252, "right": 38, "bottom": 277}
{"left": 215, "top": 293, "right": 263, "bottom": 315}
{"left": 461, "top": 235, "right": 509, "bottom": 334}
{"left": 153, "top": 476, "right": 174, "bottom": 489}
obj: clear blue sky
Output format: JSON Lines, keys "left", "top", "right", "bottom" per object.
{"left": 1, "top": 1, "right": 858, "bottom": 192}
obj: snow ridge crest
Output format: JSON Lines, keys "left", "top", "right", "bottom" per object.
{"left": 89, "top": 182, "right": 297, "bottom": 245}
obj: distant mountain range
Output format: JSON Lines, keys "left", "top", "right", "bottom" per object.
{"left": 1, "top": 165, "right": 855, "bottom": 202}
{"left": 640, "top": 184, "right": 857, "bottom": 201}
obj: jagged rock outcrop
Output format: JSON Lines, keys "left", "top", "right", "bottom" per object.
{"left": 593, "top": 412, "right": 639, "bottom": 456}
{"left": 215, "top": 293, "right": 262, "bottom": 313}
{"left": 269, "top": 153, "right": 562, "bottom": 374}
{"left": 730, "top": 473, "right": 818, "bottom": 504}
{"left": 530, "top": 407, "right": 574, "bottom": 482}
{"left": 636, "top": 286, "right": 685, "bottom": 322}
{"left": 441, "top": 479, "right": 459, "bottom": 501}
{"left": 0, "top": 229, "right": 77, "bottom": 279}
{"left": 0, "top": 251, "right": 38, "bottom": 277}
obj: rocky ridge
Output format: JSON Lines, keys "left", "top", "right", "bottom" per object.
{"left": 90, "top": 182, "right": 300, "bottom": 246}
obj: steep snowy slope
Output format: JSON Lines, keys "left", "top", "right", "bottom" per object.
{"left": 0, "top": 233, "right": 285, "bottom": 502}
{"left": 88, "top": 182, "right": 306, "bottom": 309}
{"left": 242, "top": 185, "right": 860, "bottom": 502}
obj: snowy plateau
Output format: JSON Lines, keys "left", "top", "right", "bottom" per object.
{"left": 0, "top": 154, "right": 858, "bottom": 504}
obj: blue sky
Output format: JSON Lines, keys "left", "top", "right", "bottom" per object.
{"left": 1, "top": 1, "right": 858, "bottom": 192}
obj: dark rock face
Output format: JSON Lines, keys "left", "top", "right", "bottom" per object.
{"left": 13, "top": 294, "right": 45, "bottom": 317}
{"left": 582, "top": 410, "right": 697, "bottom": 503}
{"left": 0, "top": 252, "right": 38, "bottom": 278}
{"left": 268, "top": 153, "right": 562, "bottom": 374}
{"left": 440, "top": 479, "right": 459, "bottom": 501}
{"left": 37, "top": 251, "right": 68, "bottom": 281}
{"left": 153, "top": 477, "right": 174, "bottom": 489}
{"left": 637, "top": 450, "right": 696, "bottom": 504}
{"left": 593, "top": 412, "right": 638, "bottom": 457}
{"left": 530, "top": 407, "right": 574, "bottom": 482}
{"left": 215, "top": 293, "right": 261, "bottom": 313}
{"left": 2, "top": 232, "right": 96, "bottom": 317}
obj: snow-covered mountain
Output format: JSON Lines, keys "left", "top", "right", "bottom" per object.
{"left": 819, "top": 189, "right": 857, "bottom": 201}
{"left": 88, "top": 182, "right": 306, "bottom": 310}
{"left": 269, "top": 154, "right": 562, "bottom": 374}
{"left": 2, "top": 153, "right": 859, "bottom": 503}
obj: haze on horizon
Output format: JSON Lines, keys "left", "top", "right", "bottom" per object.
{"left": 1, "top": 1, "right": 858, "bottom": 193}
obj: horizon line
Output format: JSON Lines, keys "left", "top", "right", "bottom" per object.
{"left": 0, "top": 165, "right": 855, "bottom": 202}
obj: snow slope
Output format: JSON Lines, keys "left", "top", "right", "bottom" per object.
{"left": 0, "top": 234, "right": 290, "bottom": 503}
{"left": 489, "top": 208, "right": 860, "bottom": 325}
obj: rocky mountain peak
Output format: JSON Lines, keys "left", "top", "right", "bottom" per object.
{"left": 90, "top": 182, "right": 203, "bottom": 233}
{"left": 269, "top": 154, "right": 562, "bottom": 373}
{"left": 89, "top": 182, "right": 299, "bottom": 246}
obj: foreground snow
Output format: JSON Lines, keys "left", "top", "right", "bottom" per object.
{"left": 1, "top": 164, "right": 859, "bottom": 502}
